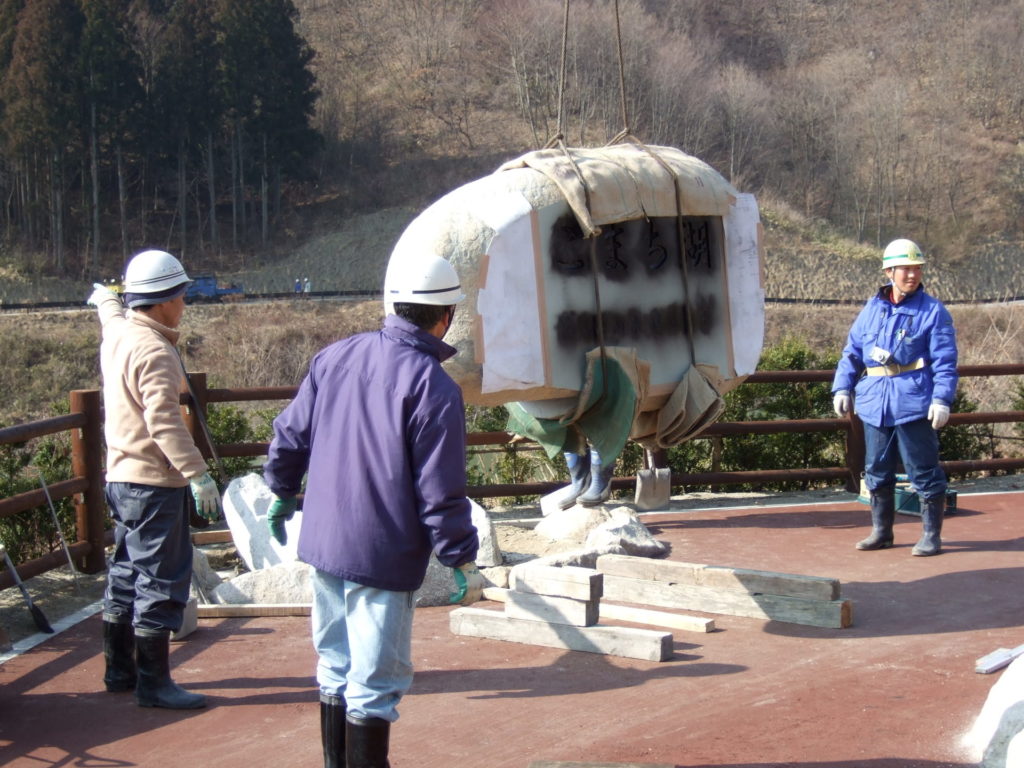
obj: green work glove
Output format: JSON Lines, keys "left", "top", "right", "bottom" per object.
{"left": 267, "top": 495, "right": 298, "bottom": 545}
{"left": 449, "top": 561, "right": 484, "bottom": 606}
{"left": 189, "top": 472, "right": 222, "bottom": 521}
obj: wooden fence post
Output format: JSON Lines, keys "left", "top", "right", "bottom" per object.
{"left": 70, "top": 389, "right": 106, "bottom": 574}
{"left": 844, "top": 405, "right": 865, "bottom": 494}
{"left": 182, "top": 371, "right": 213, "bottom": 458}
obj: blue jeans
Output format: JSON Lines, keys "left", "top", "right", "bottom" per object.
{"left": 863, "top": 418, "right": 947, "bottom": 499}
{"left": 103, "top": 482, "right": 192, "bottom": 632}
{"left": 311, "top": 569, "right": 415, "bottom": 722}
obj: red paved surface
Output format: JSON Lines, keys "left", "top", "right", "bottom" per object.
{"left": 1, "top": 490, "right": 1022, "bottom": 768}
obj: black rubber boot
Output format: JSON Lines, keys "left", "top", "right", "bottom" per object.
{"left": 912, "top": 494, "right": 945, "bottom": 557}
{"left": 346, "top": 713, "right": 390, "bottom": 768}
{"left": 557, "top": 450, "right": 591, "bottom": 510}
{"left": 321, "top": 694, "right": 346, "bottom": 768}
{"left": 856, "top": 486, "right": 896, "bottom": 550}
{"left": 134, "top": 631, "right": 206, "bottom": 709}
{"left": 577, "top": 448, "right": 615, "bottom": 507}
{"left": 102, "top": 618, "right": 136, "bottom": 692}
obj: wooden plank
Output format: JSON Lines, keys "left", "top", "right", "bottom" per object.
{"left": 504, "top": 590, "right": 598, "bottom": 627}
{"left": 599, "top": 602, "right": 715, "bottom": 633}
{"left": 192, "top": 529, "right": 234, "bottom": 545}
{"left": 596, "top": 554, "right": 840, "bottom": 601}
{"left": 197, "top": 603, "right": 311, "bottom": 618}
{"left": 529, "top": 763, "right": 675, "bottom": 768}
{"left": 512, "top": 564, "right": 603, "bottom": 601}
{"left": 602, "top": 573, "right": 852, "bottom": 629}
{"left": 484, "top": 587, "right": 713, "bottom": 633}
{"left": 975, "top": 643, "right": 1024, "bottom": 674}
{"left": 450, "top": 607, "right": 673, "bottom": 662}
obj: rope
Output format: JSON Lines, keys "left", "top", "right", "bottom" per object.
{"left": 620, "top": 137, "right": 700, "bottom": 366}
{"left": 551, "top": 0, "right": 572, "bottom": 147}
{"left": 612, "top": 0, "right": 630, "bottom": 137}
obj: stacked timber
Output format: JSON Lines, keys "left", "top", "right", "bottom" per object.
{"left": 450, "top": 564, "right": 675, "bottom": 662}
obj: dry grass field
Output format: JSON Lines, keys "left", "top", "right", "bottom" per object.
{"left": 3, "top": 297, "right": 1022, "bottom": 426}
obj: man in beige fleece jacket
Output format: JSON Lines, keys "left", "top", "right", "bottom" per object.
{"left": 89, "top": 249, "right": 221, "bottom": 710}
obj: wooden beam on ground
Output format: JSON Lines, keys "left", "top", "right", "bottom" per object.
{"left": 450, "top": 606, "right": 673, "bottom": 662}
{"left": 512, "top": 564, "right": 603, "bottom": 601}
{"left": 197, "top": 603, "right": 311, "bottom": 618}
{"left": 596, "top": 554, "right": 840, "bottom": 601}
{"left": 975, "top": 643, "right": 1024, "bottom": 674}
{"left": 192, "top": 529, "right": 234, "bottom": 545}
{"left": 483, "top": 587, "right": 714, "bottom": 633}
{"left": 599, "top": 601, "right": 715, "bottom": 633}
{"left": 601, "top": 573, "right": 852, "bottom": 629}
{"left": 504, "top": 590, "right": 598, "bottom": 627}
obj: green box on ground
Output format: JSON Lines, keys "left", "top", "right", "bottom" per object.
{"left": 857, "top": 477, "right": 957, "bottom": 516}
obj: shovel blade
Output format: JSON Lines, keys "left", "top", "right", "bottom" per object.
{"left": 634, "top": 468, "right": 672, "bottom": 511}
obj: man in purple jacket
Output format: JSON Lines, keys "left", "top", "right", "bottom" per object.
{"left": 263, "top": 254, "right": 481, "bottom": 768}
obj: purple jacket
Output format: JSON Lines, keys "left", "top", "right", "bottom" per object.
{"left": 263, "top": 315, "right": 478, "bottom": 591}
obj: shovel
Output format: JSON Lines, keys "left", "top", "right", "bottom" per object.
{"left": 1, "top": 541, "right": 54, "bottom": 634}
{"left": 634, "top": 448, "right": 672, "bottom": 512}
{"left": 31, "top": 468, "right": 79, "bottom": 590}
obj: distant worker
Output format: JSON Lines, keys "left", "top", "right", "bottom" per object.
{"left": 295, "top": 277, "right": 302, "bottom": 294}
{"left": 832, "top": 238, "right": 958, "bottom": 556}
{"left": 304, "top": 276, "right": 312, "bottom": 296}
{"left": 87, "top": 249, "right": 222, "bottom": 709}
{"left": 263, "top": 254, "right": 483, "bottom": 767}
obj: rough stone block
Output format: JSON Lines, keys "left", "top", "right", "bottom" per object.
{"left": 223, "top": 473, "right": 303, "bottom": 571}
{"left": 211, "top": 561, "right": 312, "bottom": 604}
{"left": 171, "top": 597, "right": 197, "bottom": 642}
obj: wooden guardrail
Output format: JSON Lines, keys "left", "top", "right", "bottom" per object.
{"left": 3, "top": 365, "right": 1024, "bottom": 588}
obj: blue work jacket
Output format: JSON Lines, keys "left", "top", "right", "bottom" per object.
{"left": 263, "top": 315, "right": 478, "bottom": 591}
{"left": 832, "top": 284, "right": 958, "bottom": 428}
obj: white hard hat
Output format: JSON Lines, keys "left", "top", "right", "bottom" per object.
{"left": 122, "top": 250, "right": 191, "bottom": 307}
{"left": 882, "top": 239, "right": 926, "bottom": 269}
{"left": 383, "top": 254, "right": 465, "bottom": 314}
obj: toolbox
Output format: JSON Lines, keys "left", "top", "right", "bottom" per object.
{"left": 857, "top": 475, "right": 957, "bottom": 516}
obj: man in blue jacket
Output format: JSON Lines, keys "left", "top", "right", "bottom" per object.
{"left": 832, "top": 238, "right": 958, "bottom": 557}
{"left": 263, "top": 254, "right": 482, "bottom": 768}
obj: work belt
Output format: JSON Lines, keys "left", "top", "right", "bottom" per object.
{"left": 865, "top": 358, "right": 927, "bottom": 377}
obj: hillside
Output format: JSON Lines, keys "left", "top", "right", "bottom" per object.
{"left": 3, "top": 0, "right": 1024, "bottom": 293}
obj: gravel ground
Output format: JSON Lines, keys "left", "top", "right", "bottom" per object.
{"left": 4, "top": 473, "right": 1022, "bottom": 653}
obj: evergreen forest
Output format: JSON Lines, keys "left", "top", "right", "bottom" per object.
{"left": 2, "top": 0, "right": 1024, "bottom": 286}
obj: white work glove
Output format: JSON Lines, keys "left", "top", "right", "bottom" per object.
{"left": 87, "top": 282, "right": 117, "bottom": 307}
{"left": 449, "top": 561, "right": 484, "bottom": 606}
{"left": 832, "top": 391, "right": 851, "bottom": 417}
{"left": 928, "top": 402, "right": 950, "bottom": 430}
{"left": 189, "top": 472, "right": 222, "bottom": 521}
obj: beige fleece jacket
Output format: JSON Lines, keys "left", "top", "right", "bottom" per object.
{"left": 96, "top": 293, "right": 208, "bottom": 486}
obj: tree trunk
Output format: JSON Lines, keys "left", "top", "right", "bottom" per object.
{"left": 117, "top": 143, "right": 128, "bottom": 262}
{"left": 230, "top": 128, "right": 238, "bottom": 251}
{"left": 206, "top": 131, "right": 218, "bottom": 253}
{"left": 260, "top": 132, "right": 268, "bottom": 248}
{"left": 178, "top": 138, "right": 187, "bottom": 259}
{"left": 237, "top": 118, "right": 246, "bottom": 241}
{"left": 90, "top": 98, "right": 100, "bottom": 273}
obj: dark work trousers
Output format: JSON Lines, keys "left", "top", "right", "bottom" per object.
{"left": 103, "top": 482, "right": 192, "bottom": 633}
{"left": 862, "top": 417, "right": 947, "bottom": 499}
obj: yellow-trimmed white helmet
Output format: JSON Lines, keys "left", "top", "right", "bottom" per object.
{"left": 882, "top": 239, "right": 926, "bottom": 269}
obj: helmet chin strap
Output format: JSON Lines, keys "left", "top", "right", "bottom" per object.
{"left": 886, "top": 268, "right": 909, "bottom": 301}
{"left": 441, "top": 306, "right": 456, "bottom": 339}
